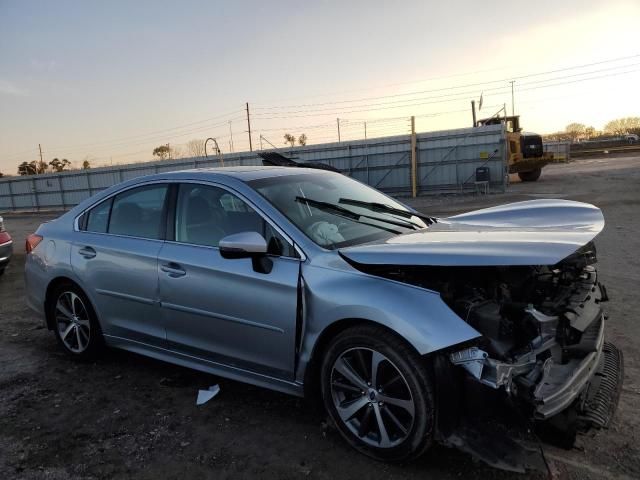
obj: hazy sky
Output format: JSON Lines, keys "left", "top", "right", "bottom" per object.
{"left": 1, "top": 0, "right": 639, "bottom": 172}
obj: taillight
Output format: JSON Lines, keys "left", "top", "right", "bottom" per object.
{"left": 26, "top": 234, "right": 43, "bottom": 254}
{"left": 0, "top": 232, "right": 10, "bottom": 245}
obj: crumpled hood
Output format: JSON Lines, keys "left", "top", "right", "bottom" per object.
{"left": 339, "top": 199, "right": 605, "bottom": 266}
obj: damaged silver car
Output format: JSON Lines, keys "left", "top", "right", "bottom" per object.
{"left": 24, "top": 167, "right": 622, "bottom": 471}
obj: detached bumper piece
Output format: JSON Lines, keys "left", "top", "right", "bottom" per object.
{"left": 533, "top": 316, "right": 606, "bottom": 420}
{"left": 536, "top": 340, "right": 623, "bottom": 448}
{"left": 580, "top": 341, "right": 623, "bottom": 429}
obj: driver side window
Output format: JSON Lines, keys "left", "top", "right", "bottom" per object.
{"left": 175, "top": 184, "right": 296, "bottom": 257}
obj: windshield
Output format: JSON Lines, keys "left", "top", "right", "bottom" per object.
{"left": 248, "top": 172, "right": 428, "bottom": 249}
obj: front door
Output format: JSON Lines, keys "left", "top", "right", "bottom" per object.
{"left": 158, "top": 183, "right": 301, "bottom": 379}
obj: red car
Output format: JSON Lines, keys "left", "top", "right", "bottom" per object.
{"left": 0, "top": 216, "right": 12, "bottom": 276}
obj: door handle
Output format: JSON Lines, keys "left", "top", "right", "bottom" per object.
{"left": 161, "top": 262, "right": 186, "bottom": 278}
{"left": 78, "top": 246, "right": 96, "bottom": 259}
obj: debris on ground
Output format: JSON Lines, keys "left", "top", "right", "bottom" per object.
{"left": 196, "top": 385, "right": 221, "bottom": 406}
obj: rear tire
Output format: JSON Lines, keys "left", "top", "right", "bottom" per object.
{"left": 48, "top": 283, "right": 103, "bottom": 361}
{"left": 518, "top": 168, "right": 542, "bottom": 182}
{"left": 320, "top": 324, "right": 434, "bottom": 462}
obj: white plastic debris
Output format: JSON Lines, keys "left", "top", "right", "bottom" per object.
{"left": 196, "top": 384, "right": 221, "bottom": 405}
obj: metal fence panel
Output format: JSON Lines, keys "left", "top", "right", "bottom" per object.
{"left": 543, "top": 141, "right": 571, "bottom": 160}
{"left": 0, "top": 125, "right": 505, "bottom": 212}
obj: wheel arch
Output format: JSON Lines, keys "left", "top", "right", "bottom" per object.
{"left": 44, "top": 276, "right": 96, "bottom": 331}
{"left": 302, "top": 318, "right": 420, "bottom": 402}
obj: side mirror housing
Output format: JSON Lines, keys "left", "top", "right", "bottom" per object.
{"left": 219, "top": 231, "right": 268, "bottom": 259}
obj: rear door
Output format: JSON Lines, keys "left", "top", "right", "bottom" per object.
{"left": 71, "top": 183, "right": 169, "bottom": 346}
{"left": 158, "top": 182, "right": 301, "bottom": 380}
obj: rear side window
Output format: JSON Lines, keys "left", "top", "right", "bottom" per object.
{"left": 108, "top": 185, "right": 168, "bottom": 239}
{"left": 85, "top": 198, "right": 112, "bottom": 233}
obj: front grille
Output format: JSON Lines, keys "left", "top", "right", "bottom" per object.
{"left": 581, "top": 342, "right": 624, "bottom": 428}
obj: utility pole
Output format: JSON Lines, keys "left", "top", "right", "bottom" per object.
{"left": 38, "top": 144, "right": 43, "bottom": 165}
{"left": 259, "top": 135, "right": 263, "bottom": 150}
{"left": 246, "top": 102, "right": 253, "bottom": 152}
{"left": 471, "top": 100, "right": 477, "bottom": 127}
{"left": 337, "top": 118, "right": 341, "bottom": 142}
{"left": 364, "top": 122, "right": 367, "bottom": 140}
{"left": 229, "top": 121, "right": 234, "bottom": 153}
{"left": 509, "top": 80, "right": 515, "bottom": 116}
{"left": 410, "top": 116, "right": 417, "bottom": 198}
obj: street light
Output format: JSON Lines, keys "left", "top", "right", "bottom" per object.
{"left": 204, "top": 137, "right": 224, "bottom": 167}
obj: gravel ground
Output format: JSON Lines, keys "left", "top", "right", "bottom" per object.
{"left": 0, "top": 155, "right": 639, "bottom": 479}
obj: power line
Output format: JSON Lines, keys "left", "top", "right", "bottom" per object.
{"left": 252, "top": 62, "right": 640, "bottom": 117}
{"left": 47, "top": 109, "right": 244, "bottom": 151}
{"left": 252, "top": 53, "right": 639, "bottom": 107}
{"left": 253, "top": 54, "right": 640, "bottom": 110}
{"left": 45, "top": 116, "right": 245, "bottom": 158}
{"left": 250, "top": 67, "right": 640, "bottom": 120}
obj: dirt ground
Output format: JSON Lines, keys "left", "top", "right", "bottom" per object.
{"left": 1, "top": 155, "right": 639, "bottom": 480}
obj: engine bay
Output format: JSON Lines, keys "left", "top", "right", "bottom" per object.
{"left": 343, "top": 242, "right": 619, "bottom": 426}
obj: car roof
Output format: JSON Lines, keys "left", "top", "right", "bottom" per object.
{"left": 148, "top": 166, "right": 328, "bottom": 183}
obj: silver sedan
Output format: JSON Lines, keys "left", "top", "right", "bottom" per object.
{"left": 24, "top": 167, "right": 622, "bottom": 467}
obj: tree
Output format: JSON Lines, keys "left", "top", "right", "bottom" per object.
{"left": 153, "top": 144, "right": 170, "bottom": 160}
{"left": 49, "top": 158, "right": 71, "bottom": 172}
{"left": 0, "top": 171, "right": 4, "bottom": 178}
{"left": 584, "top": 126, "right": 596, "bottom": 139}
{"left": 604, "top": 117, "right": 640, "bottom": 135}
{"left": 298, "top": 133, "right": 307, "bottom": 146}
{"left": 81, "top": 155, "right": 92, "bottom": 169}
{"left": 170, "top": 146, "right": 182, "bottom": 160}
{"left": 186, "top": 139, "right": 205, "bottom": 158}
{"left": 18, "top": 161, "right": 37, "bottom": 175}
{"left": 565, "top": 123, "right": 586, "bottom": 141}
{"left": 284, "top": 133, "right": 296, "bottom": 147}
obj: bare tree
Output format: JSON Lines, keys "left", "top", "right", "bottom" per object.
{"left": 186, "top": 139, "right": 205, "bottom": 158}
{"left": 565, "top": 123, "right": 586, "bottom": 142}
{"left": 298, "top": 133, "right": 307, "bottom": 146}
{"left": 604, "top": 117, "right": 640, "bottom": 135}
{"left": 170, "top": 146, "right": 182, "bottom": 160}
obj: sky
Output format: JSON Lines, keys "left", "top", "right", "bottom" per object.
{"left": 1, "top": 0, "right": 639, "bottom": 173}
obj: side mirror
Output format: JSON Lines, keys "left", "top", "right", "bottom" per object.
{"left": 219, "top": 231, "right": 268, "bottom": 259}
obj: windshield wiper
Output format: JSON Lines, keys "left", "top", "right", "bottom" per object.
{"left": 294, "top": 196, "right": 408, "bottom": 234}
{"left": 338, "top": 198, "right": 437, "bottom": 226}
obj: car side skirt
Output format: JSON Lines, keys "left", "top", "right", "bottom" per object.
{"left": 104, "top": 334, "right": 305, "bottom": 397}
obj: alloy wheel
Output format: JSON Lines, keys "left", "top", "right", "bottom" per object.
{"left": 55, "top": 291, "right": 91, "bottom": 353}
{"left": 330, "top": 347, "right": 415, "bottom": 448}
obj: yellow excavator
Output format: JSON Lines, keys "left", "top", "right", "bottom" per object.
{"left": 476, "top": 115, "right": 553, "bottom": 181}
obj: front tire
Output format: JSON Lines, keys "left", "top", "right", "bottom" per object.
{"left": 320, "top": 325, "right": 434, "bottom": 462}
{"left": 48, "top": 283, "right": 103, "bottom": 360}
{"left": 518, "top": 167, "right": 542, "bottom": 182}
